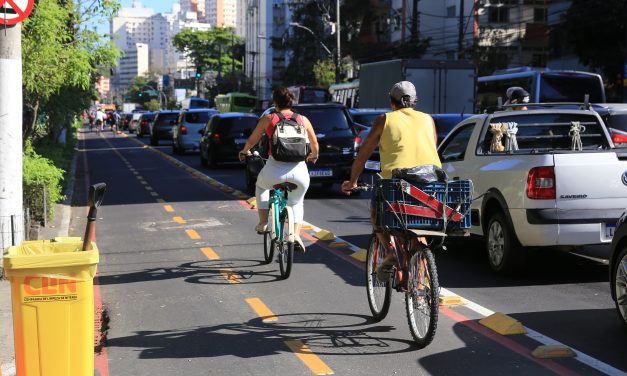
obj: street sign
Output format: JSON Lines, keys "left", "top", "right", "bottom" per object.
{"left": 0, "top": 0, "right": 34, "bottom": 25}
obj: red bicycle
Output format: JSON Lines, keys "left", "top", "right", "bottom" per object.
{"left": 357, "top": 178, "right": 472, "bottom": 348}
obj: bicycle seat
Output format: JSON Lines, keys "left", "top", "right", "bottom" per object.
{"left": 273, "top": 182, "right": 298, "bottom": 192}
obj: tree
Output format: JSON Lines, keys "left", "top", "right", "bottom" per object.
{"left": 313, "top": 59, "right": 337, "bottom": 88}
{"left": 173, "top": 28, "right": 244, "bottom": 83}
{"left": 22, "top": 0, "right": 120, "bottom": 144}
{"left": 144, "top": 99, "right": 161, "bottom": 111}
{"left": 563, "top": 0, "right": 626, "bottom": 101}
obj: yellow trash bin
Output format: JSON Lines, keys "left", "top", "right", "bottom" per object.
{"left": 3, "top": 238, "right": 99, "bottom": 376}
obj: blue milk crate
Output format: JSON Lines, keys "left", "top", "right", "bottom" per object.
{"left": 378, "top": 179, "right": 473, "bottom": 231}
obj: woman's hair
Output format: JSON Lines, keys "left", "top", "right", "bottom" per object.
{"left": 273, "top": 87, "right": 295, "bottom": 109}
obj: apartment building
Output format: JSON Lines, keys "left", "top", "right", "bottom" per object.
{"left": 206, "top": 0, "right": 237, "bottom": 27}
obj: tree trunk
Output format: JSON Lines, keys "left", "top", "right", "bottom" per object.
{"left": 23, "top": 99, "right": 39, "bottom": 147}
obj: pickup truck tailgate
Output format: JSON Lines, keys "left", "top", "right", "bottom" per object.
{"left": 553, "top": 153, "right": 627, "bottom": 241}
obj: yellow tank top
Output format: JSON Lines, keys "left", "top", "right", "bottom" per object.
{"left": 380, "top": 108, "right": 441, "bottom": 179}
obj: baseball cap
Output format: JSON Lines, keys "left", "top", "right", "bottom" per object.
{"left": 389, "top": 81, "right": 417, "bottom": 106}
{"left": 505, "top": 86, "right": 530, "bottom": 104}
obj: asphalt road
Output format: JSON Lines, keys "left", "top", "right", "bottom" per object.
{"left": 70, "top": 128, "right": 627, "bottom": 376}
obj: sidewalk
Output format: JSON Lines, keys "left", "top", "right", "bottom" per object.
{"left": 0, "top": 149, "right": 78, "bottom": 375}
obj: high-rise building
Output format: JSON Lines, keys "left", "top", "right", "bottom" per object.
{"left": 117, "top": 43, "right": 150, "bottom": 90}
{"left": 110, "top": 1, "right": 170, "bottom": 91}
{"left": 206, "top": 0, "right": 237, "bottom": 28}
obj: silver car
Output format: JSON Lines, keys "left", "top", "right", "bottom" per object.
{"left": 173, "top": 109, "right": 219, "bottom": 154}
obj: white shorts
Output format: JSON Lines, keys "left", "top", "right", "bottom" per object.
{"left": 255, "top": 157, "right": 310, "bottom": 223}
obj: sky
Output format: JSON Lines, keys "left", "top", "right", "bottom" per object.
{"left": 95, "top": 0, "right": 178, "bottom": 35}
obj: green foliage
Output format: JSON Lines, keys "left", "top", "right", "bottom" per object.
{"left": 563, "top": 0, "right": 626, "bottom": 100}
{"left": 23, "top": 144, "right": 65, "bottom": 224}
{"left": 173, "top": 27, "right": 244, "bottom": 75}
{"left": 313, "top": 59, "right": 336, "bottom": 88}
{"left": 144, "top": 99, "right": 161, "bottom": 111}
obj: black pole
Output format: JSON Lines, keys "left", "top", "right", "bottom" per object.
{"left": 411, "top": 0, "right": 419, "bottom": 42}
{"left": 231, "top": 33, "right": 235, "bottom": 79}
{"left": 458, "top": 0, "right": 465, "bottom": 59}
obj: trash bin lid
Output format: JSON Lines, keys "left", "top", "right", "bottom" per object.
{"left": 3, "top": 240, "right": 99, "bottom": 270}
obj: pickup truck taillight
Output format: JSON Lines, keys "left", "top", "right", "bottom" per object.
{"left": 611, "top": 132, "right": 627, "bottom": 144}
{"left": 527, "top": 166, "right": 555, "bottom": 199}
{"left": 211, "top": 133, "right": 221, "bottom": 145}
{"left": 180, "top": 125, "right": 187, "bottom": 135}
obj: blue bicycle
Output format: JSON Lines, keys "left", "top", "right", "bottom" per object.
{"left": 263, "top": 182, "right": 297, "bottom": 279}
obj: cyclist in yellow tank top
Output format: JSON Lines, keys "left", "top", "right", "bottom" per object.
{"left": 341, "top": 81, "right": 441, "bottom": 273}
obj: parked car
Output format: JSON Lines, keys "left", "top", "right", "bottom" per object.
{"left": 150, "top": 110, "right": 180, "bottom": 146}
{"left": 610, "top": 210, "right": 627, "bottom": 328}
{"left": 244, "top": 103, "right": 363, "bottom": 193}
{"left": 121, "top": 113, "right": 133, "bottom": 131}
{"left": 348, "top": 108, "right": 390, "bottom": 128}
{"left": 200, "top": 112, "right": 259, "bottom": 167}
{"left": 136, "top": 112, "right": 156, "bottom": 138}
{"left": 129, "top": 112, "right": 145, "bottom": 134}
{"left": 437, "top": 107, "right": 627, "bottom": 273}
{"left": 173, "top": 108, "right": 220, "bottom": 154}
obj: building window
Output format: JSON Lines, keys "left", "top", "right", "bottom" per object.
{"left": 534, "top": 8, "right": 547, "bottom": 23}
{"left": 446, "top": 5, "right": 456, "bottom": 18}
{"left": 488, "top": 7, "right": 509, "bottom": 23}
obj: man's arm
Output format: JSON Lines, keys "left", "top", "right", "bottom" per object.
{"left": 341, "top": 114, "right": 385, "bottom": 194}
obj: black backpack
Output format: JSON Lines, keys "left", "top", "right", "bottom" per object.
{"left": 271, "top": 112, "right": 310, "bottom": 162}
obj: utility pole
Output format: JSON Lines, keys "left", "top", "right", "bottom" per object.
{"left": 335, "top": 0, "right": 341, "bottom": 83}
{"left": 249, "top": 51, "right": 257, "bottom": 95}
{"left": 458, "top": 0, "right": 465, "bottom": 59}
{"left": 411, "top": 0, "right": 419, "bottom": 43}
{"left": 0, "top": 24, "right": 24, "bottom": 254}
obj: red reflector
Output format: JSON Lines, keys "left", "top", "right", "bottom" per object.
{"left": 181, "top": 126, "right": 187, "bottom": 132}
{"left": 527, "top": 166, "right": 555, "bottom": 200}
{"left": 355, "top": 135, "right": 362, "bottom": 145}
{"left": 211, "top": 133, "right": 221, "bottom": 144}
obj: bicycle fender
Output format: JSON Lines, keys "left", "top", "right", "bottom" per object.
{"left": 286, "top": 206, "right": 295, "bottom": 243}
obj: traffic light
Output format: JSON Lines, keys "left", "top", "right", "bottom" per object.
{"left": 195, "top": 68, "right": 202, "bottom": 79}
{"left": 138, "top": 91, "right": 143, "bottom": 97}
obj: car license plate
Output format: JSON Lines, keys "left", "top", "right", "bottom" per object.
{"left": 364, "top": 160, "right": 380, "bottom": 171}
{"left": 309, "top": 169, "right": 333, "bottom": 177}
{"left": 604, "top": 223, "right": 616, "bottom": 240}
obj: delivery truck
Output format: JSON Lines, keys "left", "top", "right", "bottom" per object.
{"left": 359, "top": 59, "right": 476, "bottom": 114}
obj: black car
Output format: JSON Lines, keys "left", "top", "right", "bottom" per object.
{"left": 121, "top": 113, "right": 133, "bottom": 130}
{"left": 200, "top": 112, "right": 259, "bottom": 167}
{"left": 594, "top": 104, "right": 627, "bottom": 147}
{"left": 150, "top": 110, "right": 180, "bottom": 146}
{"left": 137, "top": 112, "right": 156, "bottom": 138}
{"left": 610, "top": 210, "right": 627, "bottom": 328}
{"left": 244, "top": 103, "right": 360, "bottom": 193}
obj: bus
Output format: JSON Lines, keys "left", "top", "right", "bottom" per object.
{"left": 214, "top": 92, "right": 257, "bottom": 113}
{"left": 181, "top": 97, "right": 210, "bottom": 110}
{"left": 476, "top": 67, "right": 605, "bottom": 112}
{"left": 329, "top": 80, "right": 359, "bottom": 108}
{"left": 287, "top": 86, "right": 328, "bottom": 104}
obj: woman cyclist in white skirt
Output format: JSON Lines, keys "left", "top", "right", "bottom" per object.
{"left": 238, "top": 87, "right": 319, "bottom": 252}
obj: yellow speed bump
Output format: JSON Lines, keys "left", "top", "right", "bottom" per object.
{"left": 439, "top": 295, "right": 465, "bottom": 306}
{"left": 479, "top": 312, "right": 527, "bottom": 335}
{"left": 313, "top": 230, "right": 336, "bottom": 241}
{"left": 300, "top": 223, "right": 313, "bottom": 230}
{"left": 532, "top": 345, "right": 576, "bottom": 359}
{"left": 350, "top": 249, "right": 367, "bottom": 262}
{"left": 247, "top": 197, "right": 257, "bottom": 208}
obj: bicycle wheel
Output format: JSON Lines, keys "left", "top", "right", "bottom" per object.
{"left": 405, "top": 247, "right": 439, "bottom": 348}
{"left": 277, "top": 208, "right": 294, "bottom": 279}
{"left": 263, "top": 204, "right": 275, "bottom": 264}
{"left": 366, "top": 234, "right": 392, "bottom": 321}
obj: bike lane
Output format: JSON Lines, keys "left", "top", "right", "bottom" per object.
{"left": 73, "top": 130, "right": 617, "bottom": 375}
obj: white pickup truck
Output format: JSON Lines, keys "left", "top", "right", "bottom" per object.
{"left": 438, "top": 108, "right": 627, "bottom": 273}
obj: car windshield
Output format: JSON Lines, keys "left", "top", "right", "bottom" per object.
{"left": 540, "top": 75, "right": 604, "bottom": 103}
{"left": 218, "top": 117, "right": 258, "bottom": 135}
{"left": 434, "top": 116, "right": 464, "bottom": 137}
{"left": 297, "top": 108, "right": 350, "bottom": 132}
{"left": 185, "top": 111, "right": 214, "bottom": 124}
{"left": 605, "top": 113, "right": 627, "bottom": 132}
{"left": 142, "top": 114, "right": 155, "bottom": 121}
{"left": 154, "top": 113, "right": 178, "bottom": 125}
{"left": 302, "top": 89, "right": 327, "bottom": 103}
{"left": 353, "top": 113, "right": 381, "bottom": 127}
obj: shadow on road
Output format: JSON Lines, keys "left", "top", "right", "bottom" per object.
{"left": 106, "top": 312, "right": 419, "bottom": 359}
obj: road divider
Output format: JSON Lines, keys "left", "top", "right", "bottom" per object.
{"left": 532, "top": 345, "right": 576, "bottom": 359}
{"left": 284, "top": 340, "right": 334, "bottom": 375}
{"left": 439, "top": 295, "right": 465, "bottom": 307}
{"left": 245, "top": 298, "right": 278, "bottom": 322}
{"left": 313, "top": 230, "right": 336, "bottom": 241}
{"left": 479, "top": 312, "right": 527, "bottom": 336}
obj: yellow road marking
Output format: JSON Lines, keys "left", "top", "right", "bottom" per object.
{"left": 164, "top": 205, "right": 174, "bottom": 212}
{"left": 245, "top": 298, "right": 278, "bottom": 322}
{"left": 173, "top": 216, "right": 186, "bottom": 224}
{"left": 200, "top": 247, "right": 219, "bottom": 260}
{"left": 186, "top": 229, "right": 201, "bottom": 240}
{"left": 284, "top": 340, "right": 334, "bottom": 375}
{"left": 221, "top": 268, "right": 240, "bottom": 284}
